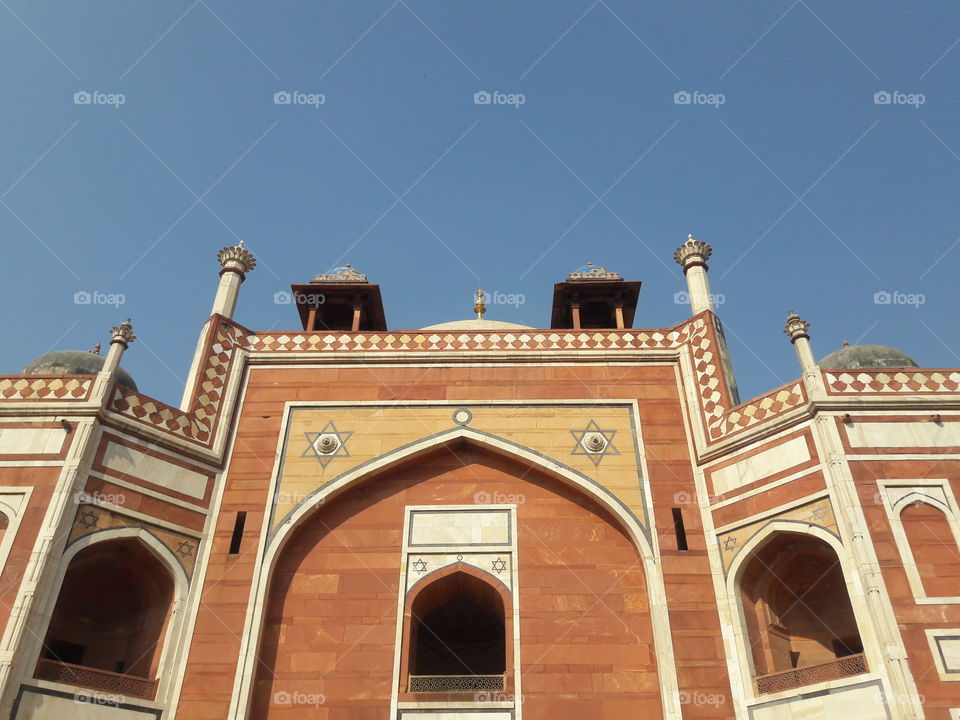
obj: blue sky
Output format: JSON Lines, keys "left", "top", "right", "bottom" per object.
{"left": 2, "top": 1, "right": 959, "bottom": 405}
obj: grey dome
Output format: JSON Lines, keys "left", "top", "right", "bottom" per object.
{"left": 22, "top": 350, "right": 138, "bottom": 390}
{"left": 819, "top": 344, "right": 918, "bottom": 371}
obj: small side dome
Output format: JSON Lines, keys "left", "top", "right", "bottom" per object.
{"left": 22, "top": 350, "right": 138, "bottom": 390}
{"left": 819, "top": 344, "right": 918, "bottom": 370}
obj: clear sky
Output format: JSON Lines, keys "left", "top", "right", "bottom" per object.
{"left": 2, "top": 1, "right": 959, "bottom": 405}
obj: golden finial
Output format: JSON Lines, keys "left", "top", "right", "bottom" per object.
{"left": 474, "top": 285, "right": 487, "bottom": 319}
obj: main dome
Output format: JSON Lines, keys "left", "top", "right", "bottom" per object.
{"left": 22, "top": 350, "right": 138, "bottom": 390}
{"left": 419, "top": 319, "right": 534, "bottom": 331}
{"left": 819, "top": 344, "right": 918, "bottom": 370}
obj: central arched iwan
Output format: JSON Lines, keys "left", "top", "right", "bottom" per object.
{"left": 249, "top": 441, "right": 663, "bottom": 719}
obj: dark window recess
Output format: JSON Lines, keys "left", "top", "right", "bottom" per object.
{"left": 229, "top": 511, "right": 247, "bottom": 555}
{"left": 671, "top": 508, "right": 688, "bottom": 551}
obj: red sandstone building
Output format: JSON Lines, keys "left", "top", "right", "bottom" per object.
{"left": 0, "top": 237, "right": 956, "bottom": 719}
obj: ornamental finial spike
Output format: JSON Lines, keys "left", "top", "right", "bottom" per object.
{"left": 783, "top": 310, "right": 811, "bottom": 344}
{"left": 673, "top": 234, "right": 713, "bottom": 269}
{"left": 474, "top": 285, "right": 487, "bottom": 320}
{"left": 110, "top": 318, "right": 136, "bottom": 347}
{"left": 217, "top": 242, "right": 257, "bottom": 275}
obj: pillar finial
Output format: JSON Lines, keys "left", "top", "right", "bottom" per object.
{"left": 474, "top": 285, "right": 487, "bottom": 320}
{"left": 783, "top": 310, "right": 811, "bottom": 344}
{"left": 110, "top": 319, "right": 136, "bottom": 348}
{"left": 673, "top": 234, "right": 713, "bottom": 272}
{"left": 217, "top": 242, "right": 257, "bottom": 277}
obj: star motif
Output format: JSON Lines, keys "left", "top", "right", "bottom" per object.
{"left": 723, "top": 536, "right": 739, "bottom": 552}
{"left": 301, "top": 421, "right": 353, "bottom": 469}
{"left": 808, "top": 504, "right": 829, "bottom": 523}
{"left": 412, "top": 558, "right": 427, "bottom": 574}
{"left": 491, "top": 558, "right": 507, "bottom": 575}
{"left": 78, "top": 510, "right": 98, "bottom": 529}
{"left": 569, "top": 420, "right": 620, "bottom": 468}
{"left": 176, "top": 541, "right": 194, "bottom": 558}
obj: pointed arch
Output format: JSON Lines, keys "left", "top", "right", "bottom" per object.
{"left": 270, "top": 426, "right": 653, "bottom": 561}
{"left": 727, "top": 522, "right": 870, "bottom": 695}
{"left": 400, "top": 563, "right": 512, "bottom": 696}
{"left": 231, "top": 427, "right": 683, "bottom": 719}
{"left": 32, "top": 527, "right": 188, "bottom": 701}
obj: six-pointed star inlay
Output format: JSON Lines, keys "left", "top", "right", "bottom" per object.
{"left": 412, "top": 558, "right": 428, "bottom": 574}
{"left": 78, "top": 510, "right": 98, "bottom": 529}
{"left": 569, "top": 420, "right": 621, "bottom": 467}
{"left": 177, "top": 541, "right": 194, "bottom": 558}
{"left": 491, "top": 557, "right": 507, "bottom": 574}
{"left": 301, "top": 421, "right": 354, "bottom": 469}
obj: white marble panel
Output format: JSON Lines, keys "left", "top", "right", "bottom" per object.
{"left": 712, "top": 437, "right": 810, "bottom": 494}
{"left": 102, "top": 441, "right": 207, "bottom": 499}
{"left": 409, "top": 509, "right": 511, "bottom": 546}
{"left": 847, "top": 421, "right": 960, "bottom": 448}
{"left": 0, "top": 427, "right": 66, "bottom": 455}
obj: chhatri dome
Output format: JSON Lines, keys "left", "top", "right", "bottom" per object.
{"left": 819, "top": 341, "right": 918, "bottom": 370}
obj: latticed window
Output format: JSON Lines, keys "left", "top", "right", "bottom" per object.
{"left": 36, "top": 538, "right": 173, "bottom": 699}
{"left": 406, "top": 570, "right": 507, "bottom": 694}
{"left": 739, "top": 533, "right": 867, "bottom": 693}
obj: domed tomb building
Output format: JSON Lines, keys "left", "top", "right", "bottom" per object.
{"left": 0, "top": 239, "right": 955, "bottom": 720}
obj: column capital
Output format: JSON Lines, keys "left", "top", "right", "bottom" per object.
{"left": 217, "top": 241, "right": 257, "bottom": 278}
{"left": 673, "top": 234, "right": 712, "bottom": 273}
{"left": 109, "top": 319, "right": 136, "bottom": 348}
{"left": 783, "top": 310, "right": 811, "bottom": 344}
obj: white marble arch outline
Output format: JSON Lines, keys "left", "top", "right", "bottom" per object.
{"left": 723, "top": 521, "right": 887, "bottom": 708}
{"left": 877, "top": 479, "right": 960, "bottom": 604}
{"left": 20, "top": 526, "right": 190, "bottom": 706}
{"left": 228, "top": 426, "right": 683, "bottom": 719}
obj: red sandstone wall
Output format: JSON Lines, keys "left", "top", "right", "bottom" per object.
{"left": 177, "top": 364, "right": 735, "bottom": 720}
{"left": 0, "top": 464, "right": 63, "bottom": 640}
{"left": 853, "top": 459, "right": 960, "bottom": 720}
